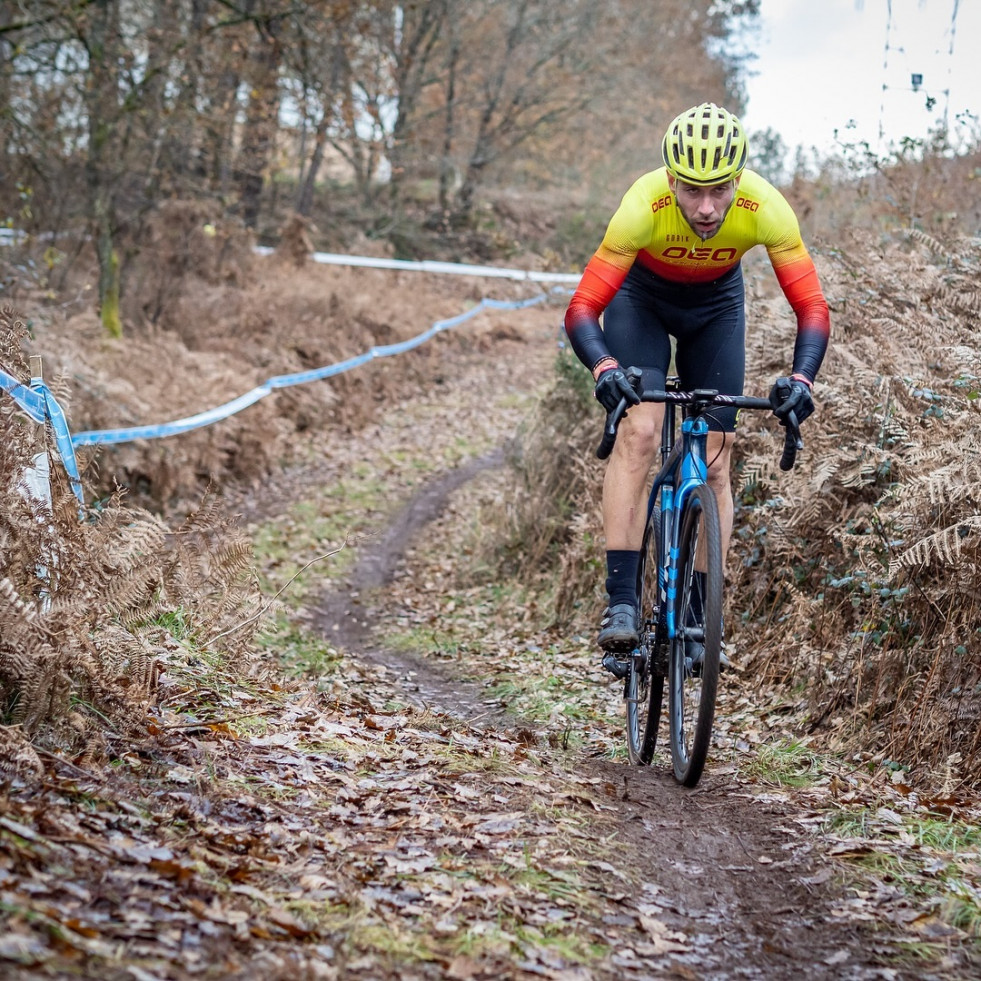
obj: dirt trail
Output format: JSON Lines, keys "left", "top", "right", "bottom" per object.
{"left": 291, "top": 320, "right": 936, "bottom": 980}
{"left": 6, "top": 244, "right": 979, "bottom": 980}
{"left": 312, "top": 470, "right": 895, "bottom": 979}
{"left": 311, "top": 448, "right": 512, "bottom": 723}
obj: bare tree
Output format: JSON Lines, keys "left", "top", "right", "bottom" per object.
{"left": 446, "top": 0, "right": 597, "bottom": 218}
{"left": 381, "top": 0, "right": 755, "bottom": 222}
{"left": 82, "top": 0, "right": 127, "bottom": 336}
{"left": 0, "top": 0, "right": 761, "bottom": 322}
{"left": 222, "top": 0, "right": 287, "bottom": 228}
{"left": 3, "top": 0, "right": 205, "bottom": 334}
{"left": 285, "top": 5, "right": 354, "bottom": 216}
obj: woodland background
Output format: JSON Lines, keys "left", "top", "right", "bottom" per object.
{"left": 1, "top": 4, "right": 981, "bottom": 974}
{"left": 2, "top": 0, "right": 981, "bottom": 769}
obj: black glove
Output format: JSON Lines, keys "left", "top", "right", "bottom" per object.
{"left": 594, "top": 366, "right": 641, "bottom": 413}
{"left": 769, "top": 376, "right": 814, "bottom": 424}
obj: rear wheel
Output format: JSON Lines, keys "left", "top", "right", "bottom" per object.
{"left": 626, "top": 508, "right": 666, "bottom": 765}
{"left": 668, "top": 486, "right": 723, "bottom": 786}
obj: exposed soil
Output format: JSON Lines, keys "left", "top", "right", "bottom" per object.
{"left": 310, "top": 453, "right": 907, "bottom": 981}
{"left": 311, "top": 449, "right": 511, "bottom": 723}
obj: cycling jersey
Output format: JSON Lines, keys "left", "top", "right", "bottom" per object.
{"left": 603, "top": 264, "right": 747, "bottom": 431}
{"left": 564, "top": 168, "right": 830, "bottom": 383}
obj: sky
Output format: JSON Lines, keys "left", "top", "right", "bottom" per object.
{"left": 740, "top": 0, "right": 981, "bottom": 161}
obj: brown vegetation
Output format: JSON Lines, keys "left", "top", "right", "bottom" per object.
{"left": 0, "top": 308, "right": 262, "bottom": 769}
{"left": 2, "top": 146, "right": 981, "bottom": 787}
{"left": 495, "top": 223, "right": 981, "bottom": 791}
{"left": 3, "top": 187, "right": 981, "bottom": 976}
{"left": 0, "top": 0, "right": 747, "bottom": 335}
{"left": 3, "top": 5, "right": 981, "bottom": 977}
{"left": 733, "top": 227, "right": 981, "bottom": 782}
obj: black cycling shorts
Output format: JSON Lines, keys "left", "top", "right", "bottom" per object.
{"left": 603, "top": 263, "right": 746, "bottom": 432}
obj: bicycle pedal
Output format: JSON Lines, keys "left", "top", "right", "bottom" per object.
{"left": 601, "top": 654, "right": 630, "bottom": 680}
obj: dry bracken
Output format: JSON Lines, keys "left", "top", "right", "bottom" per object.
{"left": 0, "top": 312, "right": 265, "bottom": 767}
{"left": 505, "top": 230, "right": 981, "bottom": 790}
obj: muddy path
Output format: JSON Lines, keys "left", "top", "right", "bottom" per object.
{"left": 301, "top": 429, "right": 930, "bottom": 978}
{"left": 311, "top": 447, "right": 513, "bottom": 724}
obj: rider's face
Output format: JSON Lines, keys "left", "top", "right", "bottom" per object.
{"left": 669, "top": 176, "right": 738, "bottom": 241}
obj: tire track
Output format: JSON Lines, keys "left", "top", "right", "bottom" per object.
{"left": 310, "top": 447, "right": 513, "bottom": 723}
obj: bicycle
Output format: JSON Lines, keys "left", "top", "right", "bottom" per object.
{"left": 598, "top": 368, "right": 803, "bottom": 787}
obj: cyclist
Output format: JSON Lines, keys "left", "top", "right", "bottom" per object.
{"left": 563, "top": 102, "right": 830, "bottom": 668}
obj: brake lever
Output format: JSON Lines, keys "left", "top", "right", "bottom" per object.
{"left": 779, "top": 409, "right": 803, "bottom": 472}
{"left": 597, "top": 399, "right": 628, "bottom": 460}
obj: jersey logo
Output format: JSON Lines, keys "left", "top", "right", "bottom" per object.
{"left": 661, "top": 246, "right": 739, "bottom": 263}
{"left": 736, "top": 196, "right": 759, "bottom": 212}
{"left": 651, "top": 193, "right": 673, "bottom": 215}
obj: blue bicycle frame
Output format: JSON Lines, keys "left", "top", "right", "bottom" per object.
{"left": 597, "top": 369, "right": 802, "bottom": 780}
{"left": 645, "top": 393, "right": 713, "bottom": 648}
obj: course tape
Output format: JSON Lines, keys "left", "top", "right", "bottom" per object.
{"left": 1, "top": 367, "right": 85, "bottom": 506}
{"left": 70, "top": 291, "right": 563, "bottom": 448}
{"left": 2, "top": 249, "right": 580, "bottom": 510}
{"left": 0, "top": 367, "right": 47, "bottom": 423}
{"left": 255, "top": 246, "right": 581, "bottom": 284}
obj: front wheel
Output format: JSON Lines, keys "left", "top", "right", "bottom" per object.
{"left": 626, "top": 508, "right": 666, "bottom": 765}
{"left": 668, "top": 486, "right": 724, "bottom": 787}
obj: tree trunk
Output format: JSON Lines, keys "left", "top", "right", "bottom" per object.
{"left": 94, "top": 208, "right": 122, "bottom": 339}
{"left": 84, "top": 0, "right": 123, "bottom": 338}
{"left": 437, "top": 30, "right": 460, "bottom": 215}
{"left": 234, "top": 12, "right": 283, "bottom": 230}
{"left": 297, "top": 112, "right": 330, "bottom": 217}
{"left": 387, "top": 0, "right": 448, "bottom": 214}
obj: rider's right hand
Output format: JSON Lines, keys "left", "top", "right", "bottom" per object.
{"left": 594, "top": 365, "right": 641, "bottom": 413}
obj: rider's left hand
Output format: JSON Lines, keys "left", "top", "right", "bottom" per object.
{"left": 769, "top": 375, "right": 814, "bottom": 424}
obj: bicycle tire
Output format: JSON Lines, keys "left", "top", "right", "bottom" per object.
{"left": 668, "top": 485, "right": 724, "bottom": 787}
{"left": 626, "top": 508, "right": 666, "bottom": 764}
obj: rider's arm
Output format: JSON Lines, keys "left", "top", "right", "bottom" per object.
{"left": 762, "top": 198, "right": 831, "bottom": 385}
{"left": 772, "top": 254, "right": 829, "bottom": 384}
{"left": 564, "top": 254, "right": 630, "bottom": 375}
{"left": 564, "top": 181, "right": 654, "bottom": 376}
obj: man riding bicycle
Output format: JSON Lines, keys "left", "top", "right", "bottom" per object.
{"left": 563, "top": 102, "right": 831, "bottom": 668}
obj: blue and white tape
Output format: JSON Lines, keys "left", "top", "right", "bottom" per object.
{"left": 2, "top": 250, "right": 580, "bottom": 509}
{"left": 70, "top": 291, "right": 565, "bottom": 447}
{"left": 255, "top": 247, "right": 581, "bottom": 284}
{"left": 1, "top": 367, "right": 85, "bottom": 507}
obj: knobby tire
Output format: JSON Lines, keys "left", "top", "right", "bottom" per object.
{"left": 626, "top": 508, "right": 665, "bottom": 765}
{"left": 669, "top": 486, "right": 724, "bottom": 787}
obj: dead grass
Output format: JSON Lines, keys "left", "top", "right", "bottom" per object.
{"left": 734, "top": 228, "right": 981, "bottom": 790}
{"left": 3, "top": 156, "right": 981, "bottom": 792}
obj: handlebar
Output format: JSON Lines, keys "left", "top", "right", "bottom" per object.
{"left": 596, "top": 381, "right": 803, "bottom": 472}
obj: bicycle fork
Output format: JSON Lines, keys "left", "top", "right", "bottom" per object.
{"left": 664, "top": 414, "right": 711, "bottom": 652}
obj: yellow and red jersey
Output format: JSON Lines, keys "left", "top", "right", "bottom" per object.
{"left": 564, "top": 167, "right": 830, "bottom": 380}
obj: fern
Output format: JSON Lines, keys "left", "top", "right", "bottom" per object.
{"left": 895, "top": 517, "right": 981, "bottom": 570}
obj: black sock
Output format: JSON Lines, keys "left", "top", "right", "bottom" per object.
{"left": 605, "top": 550, "right": 640, "bottom": 607}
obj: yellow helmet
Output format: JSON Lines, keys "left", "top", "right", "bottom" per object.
{"left": 662, "top": 103, "right": 748, "bottom": 185}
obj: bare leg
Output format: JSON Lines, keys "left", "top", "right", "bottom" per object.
{"left": 602, "top": 402, "right": 663, "bottom": 550}
{"left": 704, "top": 430, "right": 734, "bottom": 568}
